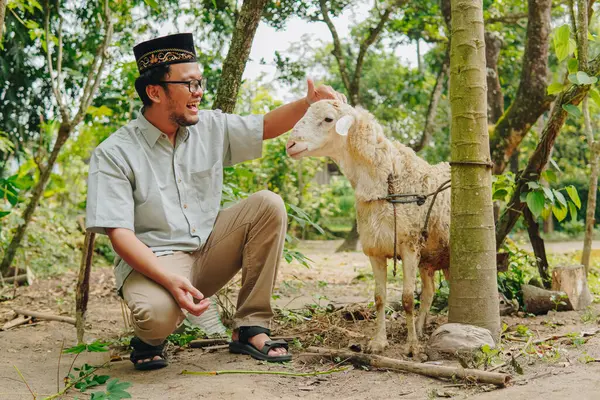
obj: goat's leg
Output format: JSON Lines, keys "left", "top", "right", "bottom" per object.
{"left": 400, "top": 247, "right": 421, "bottom": 356}
{"left": 416, "top": 267, "right": 435, "bottom": 338}
{"left": 366, "top": 256, "right": 389, "bottom": 354}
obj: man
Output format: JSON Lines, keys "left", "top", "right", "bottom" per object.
{"left": 86, "top": 33, "right": 345, "bottom": 371}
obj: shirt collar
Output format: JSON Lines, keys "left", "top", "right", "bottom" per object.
{"left": 135, "top": 108, "right": 190, "bottom": 147}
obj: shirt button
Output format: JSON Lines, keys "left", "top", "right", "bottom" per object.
{"left": 177, "top": 178, "right": 182, "bottom": 183}
{"left": 192, "top": 228, "right": 196, "bottom": 233}
{"left": 161, "top": 134, "right": 167, "bottom": 139}
{"left": 183, "top": 204, "right": 188, "bottom": 209}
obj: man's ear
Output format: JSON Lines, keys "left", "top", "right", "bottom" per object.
{"left": 146, "top": 84, "right": 162, "bottom": 104}
{"left": 335, "top": 115, "right": 354, "bottom": 136}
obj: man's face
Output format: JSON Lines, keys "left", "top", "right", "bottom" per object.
{"left": 160, "top": 62, "right": 203, "bottom": 126}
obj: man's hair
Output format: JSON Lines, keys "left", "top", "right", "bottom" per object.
{"left": 134, "top": 64, "right": 171, "bottom": 106}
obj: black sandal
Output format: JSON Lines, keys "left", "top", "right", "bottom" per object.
{"left": 130, "top": 337, "right": 168, "bottom": 371}
{"left": 229, "top": 326, "right": 292, "bottom": 362}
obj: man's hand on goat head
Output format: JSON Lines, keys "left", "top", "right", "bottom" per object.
{"left": 306, "top": 78, "right": 347, "bottom": 105}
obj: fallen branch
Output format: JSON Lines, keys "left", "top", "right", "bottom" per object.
{"left": 181, "top": 366, "right": 350, "bottom": 377}
{"left": 2, "top": 315, "right": 32, "bottom": 330}
{"left": 12, "top": 308, "right": 76, "bottom": 325}
{"left": 306, "top": 346, "right": 511, "bottom": 387}
{"left": 533, "top": 328, "right": 600, "bottom": 345}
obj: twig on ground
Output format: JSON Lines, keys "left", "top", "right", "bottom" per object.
{"left": 189, "top": 336, "right": 296, "bottom": 348}
{"left": 57, "top": 340, "right": 64, "bottom": 393}
{"left": 2, "top": 316, "right": 32, "bottom": 330}
{"left": 306, "top": 346, "right": 511, "bottom": 387}
{"left": 43, "top": 361, "right": 110, "bottom": 400}
{"left": 490, "top": 335, "right": 533, "bottom": 372}
{"left": 12, "top": 308, "right": 76, "bottom": 325}
{"left": 533, "top": 328, "right": 600, "bottom": 345}
{"left": 181, "top": 366, "right": 350, "bottom": 377}
{"left": 202, "top": 344, "right": 229, "bottom": 352}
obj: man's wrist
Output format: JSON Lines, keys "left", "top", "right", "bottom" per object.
{"left": 304, "top": 96, "right": 311, "bottom": 107}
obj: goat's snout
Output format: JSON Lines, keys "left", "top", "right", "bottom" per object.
{"left": 286, "top": 137, "right": 309, "bottom": 158}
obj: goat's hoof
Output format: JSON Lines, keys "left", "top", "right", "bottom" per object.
{"left": 403, "top": 341, "right": 423, "bottom": 358}
{"left": 366, "top": 339, "right": 388, "bottom": 354}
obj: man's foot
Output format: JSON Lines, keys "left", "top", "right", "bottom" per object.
{"left": 130, "top": 337, "right": 168, "bottom": 371}
{"left": 229, "top": 326, "right": 291, "bottom": 362}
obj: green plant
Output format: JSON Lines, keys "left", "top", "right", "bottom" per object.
{"left": 550, "top": 293, "right": 568, "bottom": 312}
{"left": 497, "top": 242, "right": 537, "bottom": 308}
{"left": 67, "top": 364, "right": 109, "bottom": 392}
{"left": 167, "top": 319, "right": 207, "bottom": 347}
{"left": 89, "top": 379, "right": 132, "bottom": 400}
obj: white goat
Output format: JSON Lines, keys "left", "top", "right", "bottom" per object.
{"left": 286, "top": 100, "right": 450, "bottom": 355}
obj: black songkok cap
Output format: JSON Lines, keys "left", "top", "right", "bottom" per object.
{"left": 133, "top": 33, "right": 197, "bottom": 74}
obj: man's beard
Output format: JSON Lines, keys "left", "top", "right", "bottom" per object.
{"left": 166, "top": 94, "right": 198, "bottom": 127}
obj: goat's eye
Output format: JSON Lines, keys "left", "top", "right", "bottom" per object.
{"left": 324, "top": 117, "right": 334, "bottom": 123}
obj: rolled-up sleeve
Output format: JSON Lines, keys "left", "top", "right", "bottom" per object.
{"left": 86, "top": 146, "right": 135, "bottom": 235}
{"left": 222, "top": 113, "right": 263, "bottom": 166}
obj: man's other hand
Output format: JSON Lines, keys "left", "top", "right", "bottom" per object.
{"left": 306, "top": 78, "right": 347, "bottom": 105}
{"left": 166, "top": 274, "right": 211, "bottom": 316}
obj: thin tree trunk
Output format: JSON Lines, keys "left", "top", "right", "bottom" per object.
{"left": 212, "top": 0, "right": 269, "bottom": 113}
{"left": 582, "top": 97, "right": 598, "bottom": 272}
{"left": 76, "top": 231, "right": 96, "bottom": 344}
{"left": 490, "top": 0, "right": 553, "bottom": 174}
{"left": 413, "top": 51, "right": 449, "bottom": 152}
{"left": 0, "top": 125, "right": 71, "bottom": 275}
{"left": 523, "top": 208, "right": 551, "bottom": 288}
{"left": 335, "top": 221, "right": 359, "bottom": 252}
{"left": 0, "top": 0, "right": 7, "bottom": 45}
{"left": 448, "top": 0, "right": 500, "bottom": 338}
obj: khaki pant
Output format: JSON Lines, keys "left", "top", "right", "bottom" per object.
{"left": 122, "top": 190, "right": 287, "bottom": 346}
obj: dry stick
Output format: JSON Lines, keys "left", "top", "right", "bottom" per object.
{"left": 2, "top": 315, "right": 32, "bottom": 330}
{"left": 75, "top": 231, "right": 96, "bottom": 344}
{"left": 489, "top": 335, "right": 533, "bottom": 372}
{"left": 533, "top": 329, "right": 600, "bottom": 345}
{"left": 57, "top": 340, "right": 64, "bottom": 393}
{"left": 181, "top": 366, "right": 350, "bottom": 377}
{"left": 13, "top": 365, "right": 36, "bottom": 399}
{"left": 12, "top": 308, "right": 76, "bottom": 325}
{"left": 189, "top": 336, "right": 297, "bottom": 348}
{"left": 306, "top": 347, "right": 511, "bottom": 387}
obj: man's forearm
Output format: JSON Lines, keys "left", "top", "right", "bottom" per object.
{"left": 263, "top": 97, "right": 310, "bottom": 140}
{"left": 106, "top": 228, "right": 171, "bottom": 287}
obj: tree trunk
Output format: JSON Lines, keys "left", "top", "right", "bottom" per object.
{"left": 447, "top": 0, "right": 500, "bottom": 338}
{"left": 523, "top": 208, "right": 551, "bottom": 288}
{"left": 212, "top": 0, "right": 269, "bottom": 113}
{"left": 76, "top": 231, "right": 95, "bottom": 344}
{"left": 0, "top": 0, "right": 7, "bottom": 45}
{"left": 581, "top": 97, "right": 598, "bottom": 272}
{"left": 335, "top": 220, "right": 359, "bottom": 252}
{"left": 495, "top": 55, "right": 600, "bottom": 249}
{"left": 413, "top": 51, "right": 449, "bottom": 152}
{"left": 490, "top": 0, "right": 553, "bottom": 174}
{"left": 0, "top": 124, "right": 71, "bottom": 275}
{"left": 484, "top": 31, "right": 504, "bottom": 123}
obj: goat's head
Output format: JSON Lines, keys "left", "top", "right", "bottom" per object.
{"left": 286, "top": 100, "right": 356, "bottom": 159}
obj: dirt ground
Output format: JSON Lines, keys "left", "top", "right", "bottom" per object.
{"left": 1, "top": 240, "right": 600, "bottom": 400}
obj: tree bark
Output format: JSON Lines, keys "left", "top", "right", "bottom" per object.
{"left": 447, "top": 0, "right": 500, "bottom": 338}
{"left": 495, "top": 54, "right": 600, "bottom": 248}
{"left": 212, "top": 0, "right": 269, "bottom": 113}
{"left": 484, "top": 31, "right": 504, "bottom": 123}
{"left": 523, "top": 208, "right": 551, "bottom": 288}
{"left": 0, "top": 0, "right": 7, "bottom": 45}
{"left": 581, "top": 100, "right": 599, "bottom": 272}
{"left": 413, "top": 51, "right": 449, "bottom": 152}
{"left": 76, "top": 231, "right": 96, "bottom": 344}
{"left": 335, "top": 220, "right": 359, "bottom": 252}
{"left": 490, "top": 0, "right": 553, "bottom": 174}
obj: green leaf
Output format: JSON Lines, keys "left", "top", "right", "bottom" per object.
{"left": 493, "top": 188, "right": 508, "bottom": 201}
{"left": 562, "top": 104, "right": 582, "bottom": 118}
{"left": 572, "top": 71, "right": 598, "bottom": 85}
{"left": 568, "top": 73, "right": 579, "bottom": 84}
{"left": 547, "top": 82, "right": 564, "bottom": 95}
{"left": 565, "top": 185, "right": 581, "bottom": 208}
{"left": 552, "top": 203, "right": 568, "bottom": 221}
{"left": 542, "top": 169, "right": 558, "bottom": 183}
{"left": 554, "top": 190, "right": 567, "bottom": 207}
{"left": 553, "top": 25, "right": 576, "bottom": 61}
{"left": 106, "top": 378, "right": 132, "bottom": 399}
{"left": 526, "top": 191, "right": 546, "bottom": 218}
{"left": 589, "top": 88, "right": 600, "bottom": 108}
{"left": 143, "top": 0, "right": 159, "bottom": 9}
{"left": 542, "top": 186, "right": 554, "bottom": 203}
{"left": 569, "top": 201, "right": 578, "bottom": 221}
{"left": 526, "top": 181, "right": 540, "bottom": 190}
{"left": 567, "top": 58, "right": 579, "bottom": 73}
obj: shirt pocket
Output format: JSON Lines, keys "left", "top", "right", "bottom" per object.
{"left": 190, "top": 161, "right": 220, "bottom": 212}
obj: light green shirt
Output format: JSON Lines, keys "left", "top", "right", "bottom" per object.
{"left": 86, "top": 109, "right": 263, "bottom": 292}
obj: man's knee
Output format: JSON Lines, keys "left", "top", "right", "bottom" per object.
{"left": 130, "top": 300, "right": 182, "bottom": 342}
{"left": 253, "top": 190, "right": 286, "bottom": 221}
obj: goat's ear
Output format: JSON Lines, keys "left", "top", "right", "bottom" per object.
{"left": 335, "top": 115, "right": 354, "bottom": 136}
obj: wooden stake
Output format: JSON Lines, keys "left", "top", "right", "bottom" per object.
{"left": 75, "top": 231, "right": 96, "bottom": 344}
{"left": 306, "top": 346, "right": 511, "bottom": 387}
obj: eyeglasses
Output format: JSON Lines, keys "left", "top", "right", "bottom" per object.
{"left": 159, "top": 77, "right": 207, "bottom": 93}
